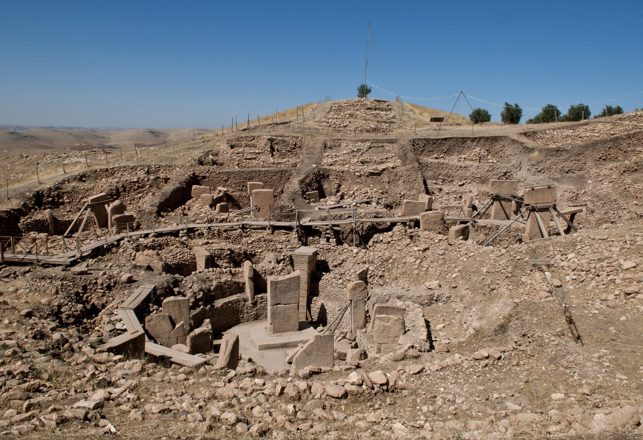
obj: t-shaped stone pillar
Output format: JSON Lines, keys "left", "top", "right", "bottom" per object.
{"left": 289, "top": 246, "right": 318, "bottom": 321}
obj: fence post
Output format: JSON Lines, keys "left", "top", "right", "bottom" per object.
{"left": 36, "top": 163, "right": 41, "bottom": 184}
{"left": 62, "top": 162, "right": 66, "bottom": 174}
{"left": 85, "top": 153, "right": 89, "bottom": 168}
{"left": 104, "top": 150, "right": 108, "bottom": 166}
{"left": 135, "top": 145, "right": 140, "bottom": 158}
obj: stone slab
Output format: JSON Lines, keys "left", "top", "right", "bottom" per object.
{"left": 420, "top": 211, "right": 445, "bottom": 233}
{"left": 193, "top": 246, "right": 213, "bottom": 272}
{"left": 347, "top": 281, "right": 367, "bottom": 301}
{"left": 267, "top": 272, "right": 300, "bottom": 306}
{"left": 372, "top": 314, "right": 405, "bottom": 344}
{"left": 449, "top": 224, "right": 470, "bottom": 242}
{"left": 191, "top": 185, "right": 210, "bottom": 199}
{"left": 214, "top": 333, "right": 239, "bottom": 369}
{"left": 198, "top": 193, "right": 214, "bottom": 207}
{"left": 145, "top": 313, "right": 174, "bottom": 346}
{"left": 524, "top": 186, "right": 557, "bottom": 205}
{"left": 373, "top": 304, "right": 405, "bottom": 317}
{"left": 418, "top": 194, "right": 434, "bottom": 211}
{"left": 251, "top": 189, "right": 274, "bottom": 219}
{"left": 188, "top": 327, "right": 212, "bottom": 354}
{"left": 292, "top": 334, "right": 334, "bottom": 371}
{"left": 402, "top": 199, "right": 426, "bottom": 216}
{"left": 268, "top": 304, "right": 299, "bottom": 334}
{"left": 162, "top": 296, "right": 190, "bottom": 332}
{"left": 102, "top": 330, "right": 145, "bottom": 357}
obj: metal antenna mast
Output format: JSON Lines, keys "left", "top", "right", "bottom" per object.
{"left": 364, "top": 22, "right": 371, "bottom": 85}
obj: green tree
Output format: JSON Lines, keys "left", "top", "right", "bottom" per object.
{"left": 357, "top": 84, "right": 372, "bottom": 99}
{"left": 527, "top": 104, "right": 561, "bottom": 124}
{"left": 500, "top": 102, "right": 522, "bottom": 124}
{"left": 596, "top": 104, "right": 624, "bottom": 118}
{"left": 562, "top": 103, "right": 591, "bottom": 121}
{"left": 469, "top": 108, "right": 491, "bottom": 124}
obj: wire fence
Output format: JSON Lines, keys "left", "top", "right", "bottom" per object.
{"left": 0, "top": 145, "right": 155, "bottom": 203}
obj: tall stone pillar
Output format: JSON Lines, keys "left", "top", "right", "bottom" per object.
{"left": 289, "top": 246, "right": 318, "bottom": 321}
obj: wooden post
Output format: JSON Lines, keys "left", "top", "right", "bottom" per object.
{"left": 62, "top": 162, "right": 66, "bottom": 174}
{"left": 36, "top": 164, "right": 41, "bottom": 184}
{"left": 247, "top": 113, "right": 250, "bottom": 128}
{"left": 85, "top": 153, "right": 89, "bottom": 167}
{"left": 352, "top": 205, "right": 357, "bottom": 246}
{"left": 61, "top": 236, "right": 68, "bottom": 252}
{"left": 104, "top": 150, "right": 108, "bottom": 166}
{"left": 135, "top": 145, "right": 140, "bottom": 158}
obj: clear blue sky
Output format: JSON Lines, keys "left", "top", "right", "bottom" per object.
{"left": 1, "top": 0, "right": 642, "bottom": 128}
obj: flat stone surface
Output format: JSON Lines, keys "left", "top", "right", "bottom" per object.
{"left": 292, "top": 334, "right": 334, "bottom": 371}
{"left": 268, "top": 304, "right": 300, "bottom": 333}
{"left": 225, "top": 320, "right": 317, "bottom": 373}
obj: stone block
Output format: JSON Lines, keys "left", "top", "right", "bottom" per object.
{"left": 87, "top": 193, "right": 111, "bottom": 228}
{"left": 290, "top": 246, "right": 318, "bottom": 321}
{"left": 198, "top": 193, "right": 214, "bottom": 207}
{"left": 112, "top": 214, "right": 136, "bottom": 233}
{"left": 347, "top": 281, "right": 367, "bottom": 301}
{"left": 373, "top": 304, "right": 405, "bottom": 317}
{"left": 418, "top": 194, "right": 433, "bottom": 211}
{"left": 102, "top": 330, "right": 145, "bottom": 357}
{"left": 372, "top": 315, "right": 405, "bottom": 344}
{"left": 187, "top": 327, "right": 212, "bottom": 354}
{"left": 448, "top": 224, "right": 470, "bottom": 242}
{"left": 268, "top": 304, "right": 299, "bottom": 334}
{"left": 351, "top": 298, "right": 367, "bottom": 334}
{"left": 193, "top": 247, "right": 213, "bottom": 272}
{"left": 305, "top": 191, "right": 320, "bottom": 203}
{"left": 251, "top": 189, "right": 274, "bottom": 219}
{"left": 419, "top": 211, "right": 445, "bottom": 233}
{"left": 169, "top": 321, "right": 187, "bottom": 346}
{"left": 268, "top": 272, "right": 300, "bottom": 306}
{"left": 490, "top": 180, "right": 519, "bottom": 220}
{"left": 215, "top": 333, "right": 239, "bottom": 370}
{"left": 214, "top": 202, "right": 229, "bottom": 214}
{"left": 247, "top": 181, "right": 264, "bottom": 197}
{"left": 402, "top": 199, "right": 426, "bottom": 216}
{"left": 524, "top": 186, "right": 557, "bottom": 205}
{"left": 134, "top": 251, "right": 166, "bottom": 273}
{"left": 292, "top": 334, "right": 334, "bottom": 371}
{"left": 191, "top": 185, "right": 210, "bottom": 199}
{"left": 243, "top": 260, "right": 255, "bottom": 303}
{"left": 107, "top": 200, "right": 127, "bottom": 230}
{"left": 162, "top": 296, "right": 190, "bottom": 332}
{"left": 145, "top": 313, "right": 174, "bottom": 346}
{"left": 45, "top": 209, "right": 55, "bottom": 235}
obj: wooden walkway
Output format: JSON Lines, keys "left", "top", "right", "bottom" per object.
{"left": 1, "top": 214, "right": 424, "bottom": 266}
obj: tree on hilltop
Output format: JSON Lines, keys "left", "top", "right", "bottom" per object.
{"left": 562, "top": 103, "right": 591, "bottom": 121}
{"left": 469, "top": 108, "right": 491, "bottom": 124}
{"left": 527, "top": 104, "right": 561, "bottom": 124}
{"left": 357, "top": 84, "right": 372, "bottom": 99}
{"left": 501, "top": 102, "right": 522, "bottom": 124}
{"left": 596, "top": 104, "right": 623, "bottom": 118}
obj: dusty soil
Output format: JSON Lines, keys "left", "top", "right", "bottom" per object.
{"left": 0, "top": 100, "right": 641, "bottom": 439}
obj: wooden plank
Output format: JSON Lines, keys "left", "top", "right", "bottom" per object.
{"left": 549, "top": 207, "right": 566, "bottom": 236}
{"left": 76, "top": 210, "right": 92, "bottom": 236}
{"left": 121, "top": 284, "right": 155, "bottom": 310}
{"left": 117, "top": 308, "right": 144, "bottom": 334}
{"left": 145, "top": 342, "right": 209, "bottom": 367}
{"left": 64, "top": 202, "right": 89, "bottom": 237}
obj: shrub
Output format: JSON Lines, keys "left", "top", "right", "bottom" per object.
{"left": 501, "top": 102, "right": 522, "bottom": 124}
{"left": 596, "top": 104, "right": 623, "bottom": 118}
{"left": 469, "top": 108, "right": 491, "bottom": 124}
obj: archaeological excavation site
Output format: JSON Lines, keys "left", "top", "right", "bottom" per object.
{"left": 0, "top": 99, "right": 641, "bottom": 439}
